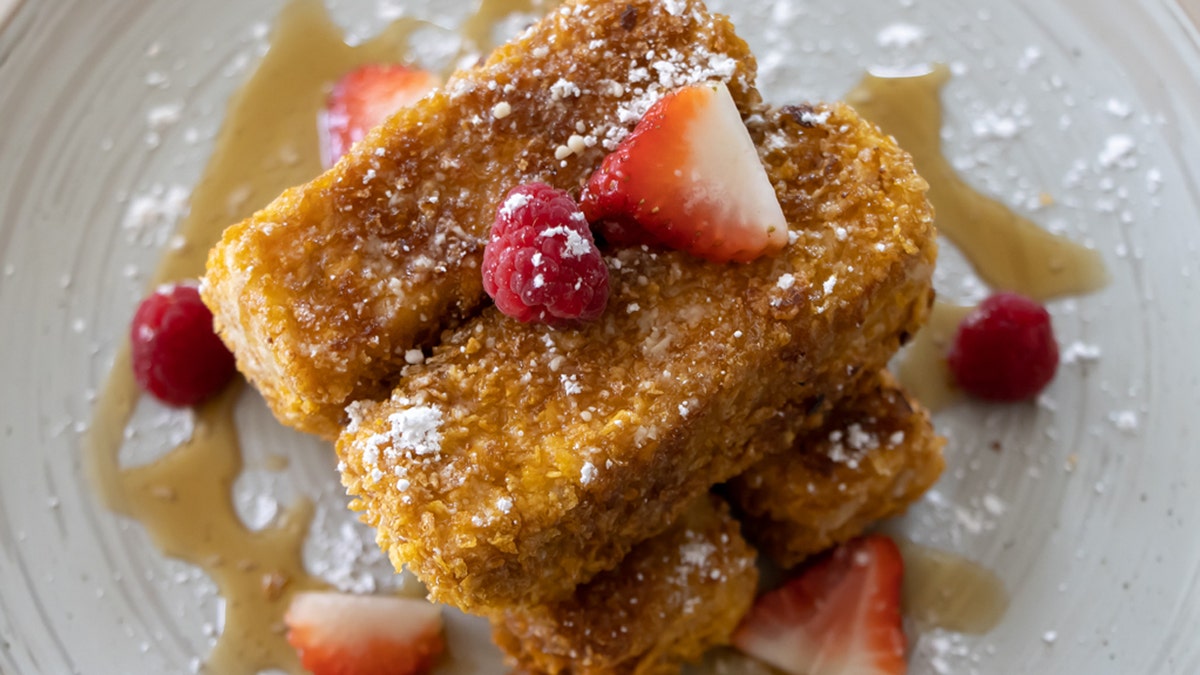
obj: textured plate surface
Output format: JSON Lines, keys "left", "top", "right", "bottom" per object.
{"left": 1, "top": 0, "right": 1199, "bottom": 673}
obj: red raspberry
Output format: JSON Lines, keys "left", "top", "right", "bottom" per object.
{"left": 130, "top": 282, "right": 237, "bottom": 407}
{"left": 482, "top": 183, "right": 609, "bottom": 326}
{"left": 947, "top": 292, "right": 1059, "bottom": 402}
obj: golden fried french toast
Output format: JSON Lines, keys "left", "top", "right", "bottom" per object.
{"left": 728, "top": 371, "right": 945, "bottom": 568}
{"left": 490, "top": 494, "right": 757, "bottom": 675}
{"left": 337, "top": 99, "right": 937, "bottom": 612}
{"left": 491, "top": 375, "right": 939, "bottom": 673}
{"left": 202, "top": 0, "right": 759, "bottom": 439}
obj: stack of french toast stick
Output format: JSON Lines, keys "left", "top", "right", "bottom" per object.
{"left": 202, "top": 0, "right": 945, "bottom": 671}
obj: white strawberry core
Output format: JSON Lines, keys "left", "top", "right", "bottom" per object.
{"left": 287, "top": 591, "right": 442, "bottom": 650}
{"left": 685, "top": 83, "right": 788, "bottom": 253}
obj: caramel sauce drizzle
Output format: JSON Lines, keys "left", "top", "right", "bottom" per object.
{"left": 896, "top": 301, "right": 974, "bottom": 412}
{"left": 848, "top": 65, "right": 1108, "bottom": 301}
{"left": 899, "top": 540, "right": 1009, "bottom": 635}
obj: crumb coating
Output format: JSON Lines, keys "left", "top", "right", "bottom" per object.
{"left": 491, "top": 494, "right": 757, "bottom": 674}
{"left": 337, "top": 101, "right": 937, "bottom": 611}
{"left": 728, "top": 371, "right": 946, "bottom": 568}
{"left": 202, "top": 0, "right": 759, "bottom": 438}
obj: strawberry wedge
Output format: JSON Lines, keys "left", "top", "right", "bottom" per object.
{"left": 581, "top": 81, "right": 788, "bottom": 263}
{"left": 320, "top": 64, "right": 439, "bottom": 168}
{"left": 284, "top": 591, "right": 445, "bottom": 675}
{"left": 733, "top": 535, "right": 908, "bottom": 675}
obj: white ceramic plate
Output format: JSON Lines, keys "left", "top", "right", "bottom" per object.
{"left": 2, "top": 0, "right": 1199, "bottom": 673}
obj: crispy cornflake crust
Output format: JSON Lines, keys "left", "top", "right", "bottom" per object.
{"left": 492, "top": 375, "right": 939, "bottom": 674}
{"left": 201, "top": 0, "right": 759, "bottom": 439}
{"left": 727, "top": 371, "right": 946, "bottom": 568}
{"left": 336, "top": 97, "right": 937, "bottom": 611}
{"left": 490, "top": 494, "right": 757, "bottom": 675}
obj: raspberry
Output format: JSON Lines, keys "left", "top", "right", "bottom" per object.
{"left": 482, "top": 183, "right": 609, "bottom": 326}
{"left": 130, "top": 282, "right": 237, "bottom": 407}
{"left": 947, "top": 292, "right": 1059, "bottom": 402}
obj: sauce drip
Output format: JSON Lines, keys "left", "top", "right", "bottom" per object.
{"left": 847, "top": 65, "right": 1108, "bottom": 301}
{"left": 899, "top": 540, "right": 1009, "bottom": 634}
{"left": 89, "top": 380, "right": 323, "bottom": 674}
{"left": 85, "top": 1, "right": 433, "bottom": 672}
{"left": 895, "top": 301, "right": 974, "bottom": 412}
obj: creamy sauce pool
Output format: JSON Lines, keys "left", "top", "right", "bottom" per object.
{"left": 85, "top": 4, "right": 1103, "bottom": 671}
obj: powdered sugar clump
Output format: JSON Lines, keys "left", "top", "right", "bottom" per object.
{"left": 877, "top": 23, "right": 927, "bottom": 49}
{"left": 499, "top": 191, "right": 532, "bottom": 218}
{"left": 798, "top": 108, "right": 831, "bottom": 126}
{"left": 386, "top": 405, "right": 443, "bottom": 456}
{"left": 353, "top": 401, "right": 445, "bottom": 488}
{"left": 1061, "top": 341, "right": 1102, "bottom": 364}
{"left": 561, "top": 373, "right": 582, "bottom": 395}
{"left": 825, "top": 422, "right": 881, "bottom": 469}
{"left": 1108, "top": 409, "right": 1139, "bottom": 433}
{"left": 1098, "top": 134, "right": 1137, "bottom": 168}
{"left": 662, "top": 0, "right": 688, "bottom": 16}
{"left": 680, "top": 538, "right": 717, "bottom": 568}
{"left": 549, "top": 78, "right": 583, "bottom": 102}
{"left": 540, "top": 225, "right": 593, "bottom": 258}
{"left": 146, "top": 102, "right": 183, "bottom": 131}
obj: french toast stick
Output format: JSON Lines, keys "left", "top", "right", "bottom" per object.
{"left": 202, "top": 0, "right": 760, "bottom": 438}
{"left": 490, "top": 494, "right": 757, "bottom": 675}
{"left": 728, "top": 371, "right": 945, "bottom": 568}
{"left": 337, "top": 101, "right": 938, "bottom": 611}
{"left": 492, "top": 377, "right": 938, "bottom": 673}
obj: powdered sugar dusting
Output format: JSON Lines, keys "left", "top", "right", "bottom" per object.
{"left": 123, "top": 184, "right": 190, "bottom": 248}
{"left": 603, "top": 40, "right": 742, "bottom": 150}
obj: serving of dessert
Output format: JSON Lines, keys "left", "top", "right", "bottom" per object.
{"left": 101, "top": 0, "right": 1084, "bottom": 670}
{"left": 2, "top": 0, "right": 1199, "bottom": 673}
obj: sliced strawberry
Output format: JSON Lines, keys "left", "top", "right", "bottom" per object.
{"left": 284, "top": 591, "right": 445, "bottom": 675}
{"left": 580, "top": 81, "right": 788, "bottom": 263}
{"left": 320, "top": 64, "right": 439, "bottom": 168}
{"left": 733, "top": 535, "right": 907, "bottom": 675}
